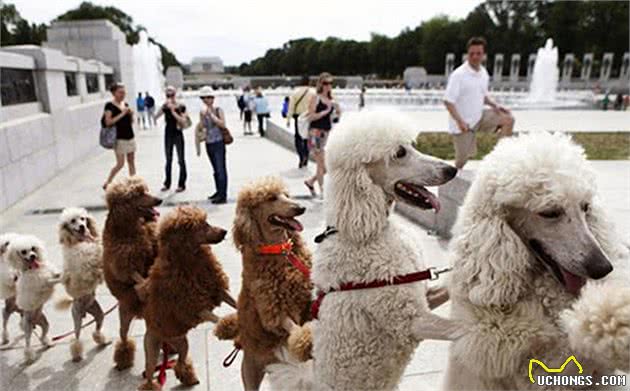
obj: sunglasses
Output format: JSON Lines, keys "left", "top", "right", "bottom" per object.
{"left": 322, "top": 81, "right": 333, "bottom": 86}
{"left": 200, "top": 96, "right": 214, "bottom": 100}
{"left": 166, "top": 93, "right": 175, "bottom": 97}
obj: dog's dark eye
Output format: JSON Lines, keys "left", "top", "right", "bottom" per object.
{"left": 581, "top": 203, "right": 590, "bottom": 213}
{"left": 21, "top": 250, "right": 27, "bottom": 255}
{"left": 395, "top": 146, "right": 406, "bottom": 159}
{"left": 71, "top": 219, "right": 76, "bottom": 223}
{"left": 539, "top": 209, "right": 563, "bottom": 219}
{"left": 31, "top": 247, "right": 35, "bottom": 251}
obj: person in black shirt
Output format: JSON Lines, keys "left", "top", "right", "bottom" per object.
{"left": 102, "top": 82, "right": 136, "bottom": 190}
{"left": 154, "top": 86, "right": 188, "bottom": 192}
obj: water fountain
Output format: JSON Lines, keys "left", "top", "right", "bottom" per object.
{"left": 528, "top": 38, "right": 559, "bottom": 103}
{"left": 132, "top": 31, "right": 165, "bottom": 99}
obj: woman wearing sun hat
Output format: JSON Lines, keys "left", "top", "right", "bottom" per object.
{"left": 199, "top": 85, "right": 229, "bottom": 204}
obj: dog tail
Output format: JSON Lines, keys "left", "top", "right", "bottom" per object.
{"left": 214, "top": 313, "right": 239, "bottom": 340}
{"left": 266, "top": 347, "right": 313, "bottom": 391}
{"left": 55, "top": 297, "right": 73, "bottom": 310}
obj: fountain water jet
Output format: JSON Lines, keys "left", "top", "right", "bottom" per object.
{"left": 528, "top": 38, "right": 559, "bottom": 102}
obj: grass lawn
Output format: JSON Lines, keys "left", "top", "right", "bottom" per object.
{"left": 415, "top": 132, "right": 630, "bottom": 160}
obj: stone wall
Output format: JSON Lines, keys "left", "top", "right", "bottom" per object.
{"left": 0, "top": 46, "right": 112, "bottom": 211}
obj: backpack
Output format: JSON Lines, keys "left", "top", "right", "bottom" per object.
{"left": 237, "top": 95, "right": 246, "bottom": 110}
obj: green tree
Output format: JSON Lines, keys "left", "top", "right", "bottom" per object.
{"left": 1, "top": 3, "right": 47, "bottom": 46}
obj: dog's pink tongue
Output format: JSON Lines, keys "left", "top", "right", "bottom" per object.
{"left": 289, "top": 218, "right": 304, "bottom": 232}
{"left": 561, "top": 269, "right": 586, "bottom": 295}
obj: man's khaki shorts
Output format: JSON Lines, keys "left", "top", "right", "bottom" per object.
{"left": 452, "top": 109, "right": 506, "bottom": 167}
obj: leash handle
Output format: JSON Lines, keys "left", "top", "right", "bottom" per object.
{"left": 222, "top": 347, "right": 240, "bottom": 367}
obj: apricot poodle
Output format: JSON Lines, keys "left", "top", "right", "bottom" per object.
{"left": 215, "top": 176, "right": 313, "bottom": 391}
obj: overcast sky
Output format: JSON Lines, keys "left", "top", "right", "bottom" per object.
{"left": 10, "top": 0, "right": 482, "bottom": 65}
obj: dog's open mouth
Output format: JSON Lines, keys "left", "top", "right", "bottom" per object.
{"left": 269, "top": 215, "right": 304, "bottom": 232}
{"left": 23, "top": 256, "right": 41, "bottom": 270}
{"left": 529, "top": 239, "right": 585, "bottom": 295}
{"left": 395, "top": 181, "right": 440, "bottom": 212}
{"left": 139, "top": 206, "right": 160, "bottom": 222}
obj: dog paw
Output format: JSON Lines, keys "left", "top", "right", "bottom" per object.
{"left": 70, "top": 338, "right": 83, "bottom": 362}
{"left": 40, "top": 335, "right": 52, "bottom": 348}
{"left": 138, "top": 379, "right": 161, "bottom": 391}
{"left": 24, "top": 347, "right": 35, "bottom": 363}
{"left": 561, "top": 282, "right": 630, "bottom": 372}
{"left": 174, "top": 358, "right": 199, "bottom": 386}
{"left": 287, "top": 322, "right": 313, "bottom": 362}
{"left": 114, "top": 339, "right": 136, "bottom": 370}
{"left": 92, "top": 330, "right": 110, "bottom": 346}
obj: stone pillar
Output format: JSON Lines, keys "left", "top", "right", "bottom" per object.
{"left": 599, "top": 53, "right": 614, "bottom": 81}
{"left": 562, "top": 53, "right": 574, "bottom": 82}
{"left": 527, "top": 53, "right": 537, "bottom": 80}
{"left": 445, "top": 53, "right": 455, "bottom": 77}
{"left": 621, "top": 52, "right": 630, "bottom": 80}
{"left": 510, "top": 54, "right": 521, "bottom": 82}
{"left": 493, "top": 54, "right": 504, "bottom": 82}
{"left": 581, "top": 53, "right": 593, "bottom": 81}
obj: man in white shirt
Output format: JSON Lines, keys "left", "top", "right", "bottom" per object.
{"left": 444, "top": 36, "right": 515, "bottom": 169}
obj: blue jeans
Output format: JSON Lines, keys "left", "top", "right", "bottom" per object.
{"left": 206, "top": 141, "right": 228, "bottom": 199}
{"left": 293, "top": 114, "right": 309, "bottom": 164}
{"left": 164, "top": 131, "right": 187, "bottom": 188}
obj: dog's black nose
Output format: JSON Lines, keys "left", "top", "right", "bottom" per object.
{"left": 443, "top": 165, "right": 458, "bottom": 179}
{"left": 585, "top": 248, "right": 613, "bottom": 279}
{"left": 218, "top": 229, "right": 227, "bottom": 239}
{"left": 79, "top": 225, "right": 86, "bottom": 234}
{"left": 154, "top": 198, "right": 163, "bottom": 206}
{"left": 29, "top": 254, "right": 37, "bottom": 261}
{"left": 295, "top": 206, "right": 306, "bottom": 215}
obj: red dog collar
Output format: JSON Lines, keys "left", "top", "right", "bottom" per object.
{"left": 258, "top": 239, "right": 311, "bottom": 278}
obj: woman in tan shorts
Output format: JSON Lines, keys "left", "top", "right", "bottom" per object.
{"left": 304, "top": 73, "right": 341, "bottom": 198}
{"left": 102, "top": 82, "right": 136, "bottom": 190}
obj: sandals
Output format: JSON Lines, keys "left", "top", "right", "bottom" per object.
{"left": 304, "top": 181, "right": 317, "bottom": 197}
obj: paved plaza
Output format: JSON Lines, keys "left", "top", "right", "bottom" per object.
{"left": 1, "top": 112, "right": 629, "bottom": 391}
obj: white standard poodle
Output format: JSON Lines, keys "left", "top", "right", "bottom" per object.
{"left": 0, "top": 232, "right": 21, "bottom": 344}
{"left": 57, "top": 207, "right": 109, "bottom": 361}
{"left": 268, "top": 111, "right": 466, "bottom": 391}
{"left": 6, "top": 234, "right": 60, "bottom": 362}
{"left": 444, "top": 132, "right": 630, "bottom": 390}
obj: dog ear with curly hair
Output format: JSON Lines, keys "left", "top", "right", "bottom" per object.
{"left": 232, "top": 206, "right": 256, "bottom": 250}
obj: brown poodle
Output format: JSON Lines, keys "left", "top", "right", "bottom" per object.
{"left": 215, "top": 176, "right": 313, "bottom": 391}
{"left": 139, "top": 205, "right": 237, "bottom": 390}
{"left": 102, "top": 176, "right": 161, "bottom": 370}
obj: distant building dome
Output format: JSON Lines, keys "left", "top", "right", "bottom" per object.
{"left": 190, "top": 56, "right": 224, "bottom": 74}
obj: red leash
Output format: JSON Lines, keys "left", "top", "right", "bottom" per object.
{"left": 157, "top": 343, "right": 170, "bottom": 386}
{"left": 52, "top": 303, "right": 118, "bottom": 342}
{"left": 311, "top": 267, "right": 451, "bottom": 319}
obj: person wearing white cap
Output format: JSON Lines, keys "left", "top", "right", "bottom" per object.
{"left": 154, "top": 86, "right": 189, "bottom": 192}
{"left": 199, "top": 86, "right": 229, "bottom": 204}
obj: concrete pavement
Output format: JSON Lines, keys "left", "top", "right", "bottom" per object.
{"left": 1, "top": 112, "right": 628, "bottom": 390}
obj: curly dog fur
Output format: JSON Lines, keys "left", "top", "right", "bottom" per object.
{"left": 217, "top": 176, "right": 313, "bottom": 391}
{"left": 444, "top": 132, "right": 630, "bottom": 390}
{"left": 58, "top": 207, "right": 109, "bottom": 361}
{"left": 268, "top": 111, "right": 461, "bottom": 391}
{"left": 102, "top": 176, "right": 161, "bottom": 369}
{"left": 0, "top": 232, "right": 21, "bottom": 345}
{"left": 139, "top": 205, "right": 232, "bottom": 390}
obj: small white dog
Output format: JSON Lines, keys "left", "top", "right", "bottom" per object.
{"left": 57, "top": 207, "right": 109, "bottom": 361}
{"left": 7, "top": 234, "right": 60, "bottom": 362}
{"left": 0, "top": 232, "right": 21, "bottom": 344}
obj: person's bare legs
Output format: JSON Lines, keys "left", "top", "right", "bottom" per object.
{"left": 126, "top": 152, "right": 136, "bottom": 176}
{"left": 306, "top": 150, "right": 323, "bottom": 188}
{"left": 104, "top": 152, "right": 125, "bottom": 189}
